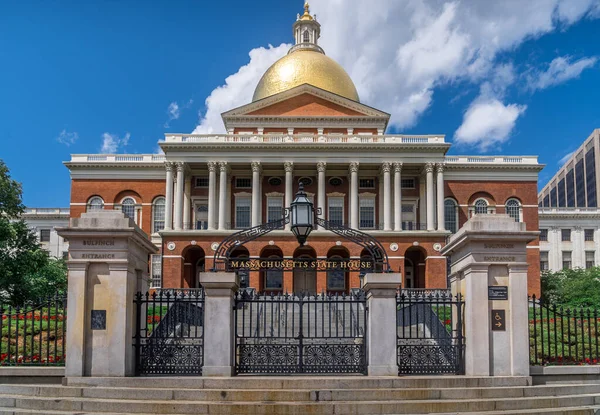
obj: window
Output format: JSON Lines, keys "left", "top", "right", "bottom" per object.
{"left": 195, "top": 177, "right": 209, "bottom": 188}
{"left": 401, "top": 178, "right": 415, "bottom": 189}
{"left": 151, "top": 255, "right": 162, "bottom": 288}
{"left": 329, "top": 177, "right": 343, "bottom": 187}
{"left": 303, "top": 30, "right": 310, "bottom": 43}
{"left": 550, "top": 186, "right": 557, "bottom": 207}
{"left": 540, "top": 252, "right": 549, "bottom": 272}
{"left": 543, "top": 194, "right": 550, "bottom": 207}
{"left": 586, "top": 148, "right": 597, "bottom": 207}
{"left": 87, "top": 196, "right": 104, "bottom": 212}
{"left": 562, "top": 251, "right": 572, "bottom": 270}
{"left": 328, "top": 197, "right": 344, "bottom": 226}
{"left": 576, "top": 159, "right": 586, "bottom": 207}
{"left": 558, "top": 178, "right": 566, "bottom": 207}
{"left": 359, "top": 178, "right": 375, "bottom": 189}
{"left": 505, "top": 199, "right": 521, "bottom": 222}
{"left": 561, "top": 229, "right": 571, "bottom": 242}
{"left": 40, "top": 229, "right": 51, "bottom": 243}
{"left": 566, "top": 169, "right": 575, "bottom": 207}
{"left": 62, "top": 251, "right": 69, "bottom": 260}
{"left": 585, "top": 229, "right": 595, "bottom": 242}
{"left": 265, "top": 256, "right": 283, "bottom": 290}
{"left": 586, "top": 251, "right": 596, "bottom": 269}
{"left": 235, "top": 178, "right": 252, "bottom": 188}
{"left": 299, "top": 177, "right": 313, "bottom": 186}
{"left": 327, "top": 256, "right": 346, "bottom": 291}
{"left": 235, "top": 196, "right": 251, "bottom": 229}
{"left": 540, "top": 229, "right": 548, "bottom": 242}
{"left": 444, "top": 199, "right": 458, "bottom": 233}
{"left": 196, "top": 205, "right": 208, "bottom": 230}
{"left": 267, "top": 197, "right": 283, "bottom": 225}
{"left": 152, "top": 197, "right": 166, "bottom": 233}
{"left": 121, "top": 197, "right": 136, "bottom": 220}
{"left": 474, "top": 199, "right": 488, "bottom": 215}
{"left": 359, "top": 197, "right": 375, "bottom": 229}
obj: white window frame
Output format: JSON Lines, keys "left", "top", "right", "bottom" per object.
{"left": 586, "top": 251, "right": 595, "bottom": 269}
{"left": 358, "top": 194, "right": 376, "bottom": 229}
{"left": 120, "top": 197, "right": 137, "bottom": 223}
{"left": 562, "top": 251, "right": 572, "bottom": 270}
{"left": 359, "top": 178, "right": 376, "bottom": 189}
{"left": 87, "top": 196, "right": 104, "bottom": 212}
{"left": 194, "top": 177, "right": 209, "bottom": 188}
{"left": 266, "top": 195, "right": 284, "bottom": 225}
{"left": 401, "top": 178, "right": 415, "bottom": 189}
{"left": 444, "top": 198, "right": 459, "bottom": 233}
{"left": 469, "top": 198, "right": 495, "bottom": 217}
{"left": 328, "top": 195, "right": 345, "bottom": 226}
{"left": 235, "top": 194, "right": 252, "bottom": 229}
{"left": 540, "top": 251, "right": 549, "bottom": 271}
{"left": 39, "top": 229, "right": 51, "bottom": 243}
{"left": 150, "top": 254, "right": 162, "bottom": 288}
{"left": 235, "top": 178, "right": 252, "bottom": 189}
{"left": 264, "top": 255, "right": 284, "bottom": 291}
{"left": 327, "top": 255, "right": 347, "bottom": 291}
{"left": 194, "top": 202, "right": 209, "bottom": 230}
{"left": 152, "top": 196, "right": 166, "bottom": 233}
{"left": 505, "top": 198, "right": 522, "bottom": 222}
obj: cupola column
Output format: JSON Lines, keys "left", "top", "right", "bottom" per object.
{"left": 218, "top": 162, "right": 229, "bottom": 230}
{"left": 393, "top": 163, "right": 402, "bottom": 231}
{"left": 284, "top": 162, "right": 294, "bottom": 231}
{"left": 382, "top": 162, "right": 392, "bottom": 231}
{"left": 174, "top": 162, "right": 185, "bottom": 231}
{"left": 317, "top": 162, "right": 326, "bottom": 230}
{"left": 349, "top": 162, "right": 359, "bottom": 229}
{"left": 164, "top": 162, "right": 174, "bottom": 231}
{"left": 251, "top": 162, "right": 262, "bottom": 227}
{"left": 436, "top": 163, "right": 445, "bottom": 231}
{"left": 425, "top": 163, "right": 435, "bottom": 231}
{"left": 207, "top": 162, "right": 217, "bottom": 230}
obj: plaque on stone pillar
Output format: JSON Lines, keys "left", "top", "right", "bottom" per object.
{"left": 488, "top": 286, "right": 508, "bottom": 300}
{"left": 91, "top": 310, "right": 107, "bottom": 330}
{"left": 491, "top": 309, "right": 505, "bottom": 331}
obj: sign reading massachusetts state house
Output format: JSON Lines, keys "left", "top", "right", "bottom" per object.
{"left": 228, "top": 258, "right": 373, "bottom": 271}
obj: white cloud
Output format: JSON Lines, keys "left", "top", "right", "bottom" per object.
{"left": 101, "top": 132, "right": 130, "bottom": 153}
{"left": 526, "top": 55, "right": 598, "bottom": 91}
{"left": 192, "top": 0, "right": 600, "bottom": 146}
{"left": 192, "top": 44, "right": 290, "bottom": 134}
{"left": 56, "top": 129, "right": 78, "bottom": 146}
{"left": 165, "top": 99, "right": 193, "bottom": 128}
{"left": 559, "top": 150, "right": 576, "bottom": 165}
{"left": 454, "top": 99, "right": 527, "bottom": 151}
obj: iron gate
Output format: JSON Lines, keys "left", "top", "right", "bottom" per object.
{"left": 134, "top": 289, "right": 204, "bottom": 376}
{"left": 234, "top": 290, "right": 367, "bottom": 375}
{"left": 397, "top": 289, "right": 464, "bottom": 375}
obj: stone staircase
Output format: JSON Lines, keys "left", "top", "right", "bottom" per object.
{"left": 1, "top": 376, "right": 600, "bottom": 414}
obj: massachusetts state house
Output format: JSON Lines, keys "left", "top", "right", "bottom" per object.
{"left": 65, "top": 4, "right": 543, "bottom": 294}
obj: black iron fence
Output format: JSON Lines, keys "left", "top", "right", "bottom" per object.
{"left": 397, "top": 289, "right": 464, "bottom": 375}
{"left": 234, "top": 291, "right": 367, "bottom": 375}
{"left": 529, "top": 295, "right": 600, "bottom": 366}
{"left": 0, "top": 294, "right": 67, "bottom": 366}
{"left": 134, "top": 289, "right": 204, "bottom": 376}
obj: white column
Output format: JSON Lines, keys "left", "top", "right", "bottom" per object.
{"left": 382, "top": 162, "right": 391, "bottom": 231}
{"left": 164, "top": 163, "right": 174, "bottom": 231}
{"left": 317, "top": 162, "right": 326, "bottom": 230}
{"left": 284, "top": 162, "right": 294, "bottom": 231}
{"left": 207, "top": 162, "right": 217, "bottom": 230}
{"left": 174, "top": 162, "right": 185, "bottom": 231}
{"left": 393, "top": 162, "right": 402, "bottom": 231}
{"left": 183, "top": 176, "right": 191, "bottom": 230}
{"left": 436, "top": 163, "right": 445, "bottom": 231}
{"left": 464, "top": 264, "right": 490, "bottom": 375}
{"left": 425, "top": 163, "right": 435, "bottom": 231}
{"left": 349, "top": 162, "right": 359, "bottom": 229}
{"left": 508, "top": 265, "right": 530, "bottom": 376}
{"left": 251, "top": 161, "right": 261, "bottom": 227}
{"left": 226, "top": 177, "right": 232, "bottom": 230}
{"left": 218, "top": 162, "right": 228, "bottom": 230}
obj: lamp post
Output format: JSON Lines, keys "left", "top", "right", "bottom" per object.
{"left": 290, "top": 182, "right": 314, "bottom": 246}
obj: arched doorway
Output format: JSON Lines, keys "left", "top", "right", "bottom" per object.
{"left": 182, "top": 246, "right": 205, "bottom": 288}
{"left": 260, "top": 246, "right": 284, "bottom": 292}
{"left": 230, "top": 247, "right": 250, "bottom": 289}
{"left": 293, "top": 245, "right": 317, "bottom": 294}
{"left": 327, "top": 246, "right": 350, "bottom": 293}
{"left": 404, "top": 247, "right": 426, "bottom": 288}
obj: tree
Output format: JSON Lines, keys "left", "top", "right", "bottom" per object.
{"left": 0, "top": 159, "right": 63, "bottom": 305}
{"left": 541, "top": 267, "right": 600, "bottom": 308}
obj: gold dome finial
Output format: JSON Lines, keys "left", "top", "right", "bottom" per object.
{"left": 300, "top": 2, "right": 313, "bottom": 20}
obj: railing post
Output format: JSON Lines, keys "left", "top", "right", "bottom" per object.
{"left": 363, "top": 273, "right": 402, "bottom": 376}
{"left": 198, "top": 272, "right": 238, "bottom": 376}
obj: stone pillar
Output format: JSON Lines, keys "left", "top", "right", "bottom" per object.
{"left": 393, "top": 162, "right": 402, "bottom": 231}
{"left": 57, "top": 211, "right": 158, "bottom": 377}
{"left": 183, "top": 175, "right": 192, "bottom": 230}
{"left": 198, "top": 272, "right": 238, "bottom": 376}
{"left": 284, "top": 162, "right": 294, "bottom": 231}
{"left": 218, "top": 162, "right": 228, "bottom": 230}
{"left": 363, "top": 273, "right": 402, "bottom": 376}
{"left": 164, "top": 162, "right": 174, "bottom": 231}
{"left": 425, "top": 163, "right": 435, "bottom": 231}
{"left": 349, "top": 162, "right": 359, "bottom": 229}
{"left": 174, "top": 162, "right": 185, "bottom": 231}
{"left": 207, "top": 162, "right": 217, "bottom": 230}
{"left": 382, "top": 162, "right": 391, "bottom": 231}
{"left": 317, "top": 162, "right": 326, "bottom": 230}
{"left": 442, "top": 214, "right": 538, "bottom": 377}
{"left": 251, "top": 162, "right": 261, "bottom": 227}
{"left": 436, "top": 163, "right": 445, "bottom": 231}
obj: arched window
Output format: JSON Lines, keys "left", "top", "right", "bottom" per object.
{"left": 152, "top": 197, "right": 166, "bottom": 233}
{"left": 474, "top": 199, "right": 488, "bottom": 215}
{"left": 506, "top": 198, "right": 521, "bottom": 222}
{"left": 303, "top": 30, "right": 310, "bottom": 43}
{"left": 327, "top": 255, "right": 346, "bottom": 291}
{"left": 265, "top": 255, "right": 283, "bottom": 291}
{"left": 87, "top": 196, "right": 104, "bottom": 212}
{"left": 444, "top": 199, "right": 459, "bottom": 233}
{"left": 121, "top": 197, "right": 136, "bottom": 220}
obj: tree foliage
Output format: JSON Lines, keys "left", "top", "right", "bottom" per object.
{"left": 0, "top": 160, "right": 66, "bottom": 305}
{"left": 541, "top": 267, "right": 600, "bottom": 308}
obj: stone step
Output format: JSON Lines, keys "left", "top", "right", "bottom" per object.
{"left": 2, "top": 384, "right": 600, "bottom": 402}
{"left": 63, "top": 375, "right": 532, "bottom": 389}
{"left": 1, "top": 393, "right": 600, "bottom": 414}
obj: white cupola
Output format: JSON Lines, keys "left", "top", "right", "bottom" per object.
{"left": 290, "top": 3, "right": 324, "bottom": 54}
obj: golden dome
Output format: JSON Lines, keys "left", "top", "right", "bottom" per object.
{"left": 252, "top": 49, "right": 360, "bottom": 102}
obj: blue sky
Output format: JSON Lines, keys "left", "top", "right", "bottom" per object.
{"left": 1, "top": 0, "right": 599, "bottom": 208}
